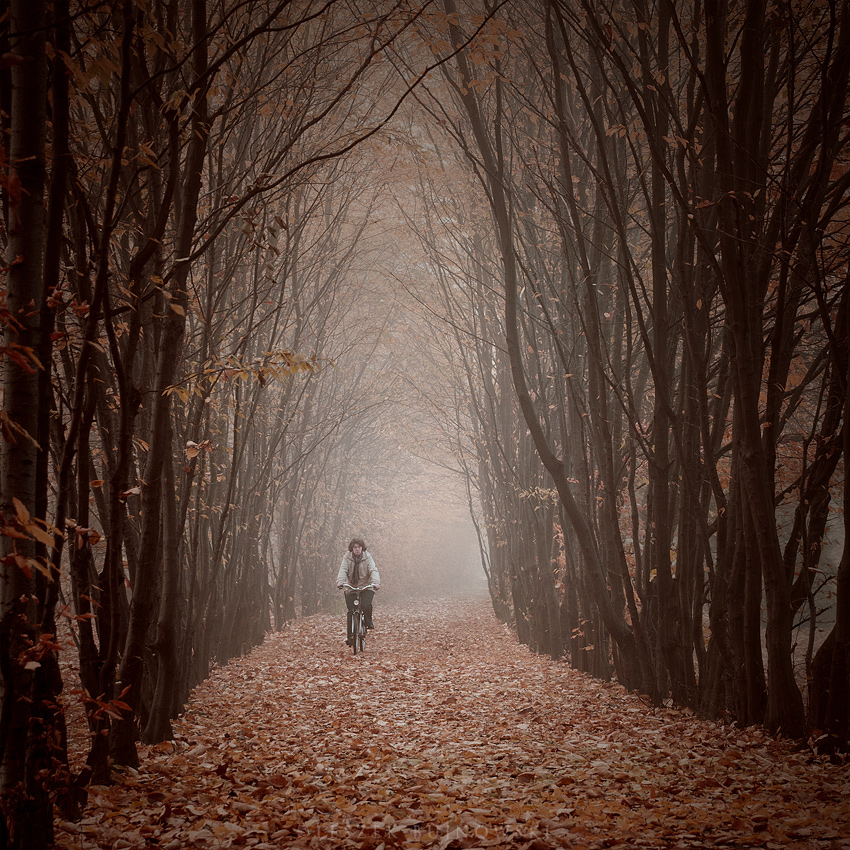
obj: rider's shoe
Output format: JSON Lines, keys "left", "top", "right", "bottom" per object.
{"left": 366, "top": 621, "right": 374, "bottom": 630}
{"left": 345, "top": 637, "right": 354, "bottom": 646}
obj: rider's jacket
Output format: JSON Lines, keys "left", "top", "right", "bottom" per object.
{"left": 337, "top": 550, "right": 380, "bottom": 590}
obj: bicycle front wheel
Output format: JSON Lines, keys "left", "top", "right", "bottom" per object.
{"left": 352, "top": 612, "right": 360, "bottom": 655}
{"left": 358, "top": 617, "right": 366, "bottom": 653}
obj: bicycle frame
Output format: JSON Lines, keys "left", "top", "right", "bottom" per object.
{"left": 341, "top": 583, "right": 375, "bottom": 655}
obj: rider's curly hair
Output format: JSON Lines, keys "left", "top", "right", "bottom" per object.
{"left": 348, "top": 538, "right": 367, "bottom": 552}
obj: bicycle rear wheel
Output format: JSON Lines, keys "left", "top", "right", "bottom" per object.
{"left": 358, "top": 616, "right": 366, "bottom": 653}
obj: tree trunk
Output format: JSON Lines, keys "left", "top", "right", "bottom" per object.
{"left": 0, "top": 1, "right": 49, "bottom": 845}
{"left": 112, "top": 0, "right": 209, "bottom": 765}
{"left": 704, "top": 0, "right": 806, "bottom": 737}
{"left": 444, "top": 0, "right": 651, "bottom": 692}
{"left": 143, "top": 437, "right": 181, "bottom": 743}
{"left": 810, "top": 279, "right": 850, "bottom": 751}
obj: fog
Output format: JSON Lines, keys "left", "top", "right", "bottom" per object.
{"left": 314, "top": 356, "right": 490, "bottom": 603}
{"left": 282, "top": 146, "right": 495, "bottom": 607}
{"left": 346, "top": 457, "right": 488, "bottom": 603}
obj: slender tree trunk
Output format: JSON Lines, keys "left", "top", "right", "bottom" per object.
{"left": 445, "top": 0, "right": 651, "bottom": 692}
{"left": 810, "top": 280, "right": 850, "bottom": 751}
{"left": 704, "top": 0, "right": 805, "bottom": 737}
{"left": 112, "top": 0, "right": 209, "bottom": 764}
{"left": 0, "top": 2, "right": 49, "bottom": 845}
{"left": 143, "top": 434, "right": 181, "bottom": 743}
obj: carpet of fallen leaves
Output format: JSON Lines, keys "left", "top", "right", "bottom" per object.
{"left": 56, "top": 597, "right": 850, "bottom": 850}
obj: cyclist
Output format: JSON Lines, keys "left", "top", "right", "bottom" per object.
{"left": 336, "top": 538, "right": 380, "bottom": 646}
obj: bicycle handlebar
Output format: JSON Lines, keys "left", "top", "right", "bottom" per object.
{"left": 341, "top": 583, "right": 376, "bottom": 591}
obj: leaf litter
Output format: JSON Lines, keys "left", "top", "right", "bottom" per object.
{"left": 56, "top": 597, "right": 850, "bottom": 849}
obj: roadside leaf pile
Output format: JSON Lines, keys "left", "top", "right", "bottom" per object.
{"left": 57, "top": 598, "right": 850, "bottom": 849}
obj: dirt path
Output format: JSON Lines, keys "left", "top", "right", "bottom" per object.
{"left": 56, "top": 598, "right": 849, "bottom": 849}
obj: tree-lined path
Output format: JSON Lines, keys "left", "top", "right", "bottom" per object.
{"left": 57, "top": 599, "right": 849, "bottom": 850}
{"left": 4, "top": 1, "right": 850, "bottom": 845}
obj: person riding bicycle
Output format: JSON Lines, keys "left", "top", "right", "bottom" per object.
{"left": 336, "top": 538, "right": 380, "bottom": 646}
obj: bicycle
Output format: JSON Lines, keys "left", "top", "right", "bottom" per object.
{"left": 341, "top": 583, "right": 376, "bottom": 655}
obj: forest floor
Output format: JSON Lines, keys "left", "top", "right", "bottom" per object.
{"left": 55, "top": 597, "right": 850, "bottom": 850}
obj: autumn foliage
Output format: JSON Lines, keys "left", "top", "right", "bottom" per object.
{"left": 56, "top": 600, "right": 850, "bottom": 849}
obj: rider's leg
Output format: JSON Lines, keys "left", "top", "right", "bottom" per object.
{"left": 362, "top": 590, "right": 375, "bottom": 629}
{"left": 345, "top": 593, "right": 355, "bottom": 644}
